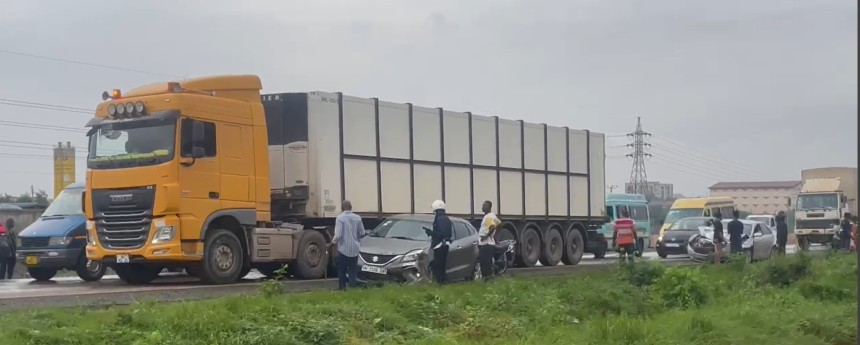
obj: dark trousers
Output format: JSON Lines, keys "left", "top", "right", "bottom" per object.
{"left": 842, "top": 236, "right": 852, "bottom": 250}
{"left": 431, "top": 245, "right": 449, "bottom": 284}
{"left": 337, "top": 253, "right": 358, "bottom": 290}
{"left": 777, "top": 237, "right": 787, "bottom": 255}
{"left": 729, "top": 236, "right": 743, "bottom": 254}
{"left": 479, "top": 245, "right": 494, "bottom": 281}
{"left": 0, "top": 258, "right": 14, "bottom": 280}
{"left": 618, "top": 244, "right": 635, "bottom": 262}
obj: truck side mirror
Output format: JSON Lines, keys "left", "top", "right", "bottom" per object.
{"left": 191, "top": 146, "right": 205, "bottom": 159}
{"left": 192, "top": 121, "right": 205, "bottom": 144}
{"left": 841, "top": 196, "right": 848, "bottom": 203}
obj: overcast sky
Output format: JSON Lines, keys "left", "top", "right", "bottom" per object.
{"left": 0, "top": 0, "right": 856, "bottom": 198}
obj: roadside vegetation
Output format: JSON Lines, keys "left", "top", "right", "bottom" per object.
{"left": 1, "top": 253, "right": 856, "bottom": 345}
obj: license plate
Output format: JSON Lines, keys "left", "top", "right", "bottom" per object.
{"left": 811, "top": 230, "right": 821, "bottom": 234}
{"left": 361, "top": 265, "right": 387, "bottom": 275}
{"left": 665, "top": 243, "right": 680, "bottom": 248}
{"left": 25, "top": 256, "right": 38, "bottom": 265}
{"left": 116, "top": 254, "right": 130, "bottom": 264}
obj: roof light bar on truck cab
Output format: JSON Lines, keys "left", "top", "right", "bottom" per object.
{"left": 101, "top": 89, "right": 122, "bottom": 101}
{"left": 106, "top": 101, "right": 146, "bottom": 117}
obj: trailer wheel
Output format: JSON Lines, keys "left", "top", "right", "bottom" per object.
{"left": 295, "top": 231, "right": 328, "bottom": 279}
{"left": 515, "top": 227, "right": 540, "bottom": 267}
{"left": 538, "top": 227, "right": 563, "bottom": 267}
{"left": 114, "top": 264, "right": 161, "bottom": 284}
{"left": 562, "top": 229, "right": 585, "bottom": 265}
{"left": 198, "top": 228, "right": 245, "bottom": 285}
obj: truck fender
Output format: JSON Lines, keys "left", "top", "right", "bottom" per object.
{"left": 199, "top": 209, "right": 257, "bottom": 241}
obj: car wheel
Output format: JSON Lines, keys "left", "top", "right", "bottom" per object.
{"left": 768, "top": 246, "right": 777, "bottom": 260}
{"left": 745, "top": 249, "right": 754, "bottom": 263}
{"left": 466, "top": 261, "right": 481, "bottom": 282}
{"left": 657, "top": 250, "right": 668, "bottom": 259}
{"left": 27, "top": 267, "right": 57, "bottom": 281}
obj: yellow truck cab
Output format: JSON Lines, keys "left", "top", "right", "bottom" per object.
{"left": 85, "top": 76, "right": 279, "bottom": 284}
{"left": 658, "top": 197, "right": 735, "bottom": 239}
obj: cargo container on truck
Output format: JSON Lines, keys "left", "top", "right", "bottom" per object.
{"left": 83, "top": 75, "right": 608, "bottom": 285}
{"left": 792, "top": 167, "right": 857, "bottom": 250}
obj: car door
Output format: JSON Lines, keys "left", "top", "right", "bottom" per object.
{"left": 758, "top": 224, "right": 774, "bottom": 258}
{"left": 751, "top": 224, "right": 766, "bottom": 259}
{"left": 447, "top": 221, "right": 478, "bottom": 280}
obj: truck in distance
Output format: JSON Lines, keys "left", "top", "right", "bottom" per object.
{"left": 792, "top": 167, "right": 857, "bottom": 250}
{"left": 83, "top": 75, "right": 608, "bottom": 285}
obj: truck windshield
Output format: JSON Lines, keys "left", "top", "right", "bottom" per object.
{"left": 796, "top": 193, "right": 839, "bottom": 211}
{"left": 665, "top": 208, "right": 703, "bottom": 224}
{"left": 42, "top": 188, "right": 84, "bottom": 217}
{"left": 368, "top": 219, "right": 431, "bottom": 242}
{"left": 88, "top": 121, "right": 176, "bottom": 169}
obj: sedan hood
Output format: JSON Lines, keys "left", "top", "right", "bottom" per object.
{"left": 662, "top": 230, "right": 699, "bottom": 243}
{"left": 360, "top": 236, "right": 429, "bottom": 255}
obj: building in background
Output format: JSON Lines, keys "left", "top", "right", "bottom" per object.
{"left": 53, "top": 141, "right": 76, "bottom": 198}
{"left": 625, "top": 181, "right": 674, "bottom": 200}
{"left": 708, "top": 181, "right": 802, "bottom": 214}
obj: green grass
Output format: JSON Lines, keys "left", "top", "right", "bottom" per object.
{"left": 1, "top": 253, "right": 856, "bottom": 345}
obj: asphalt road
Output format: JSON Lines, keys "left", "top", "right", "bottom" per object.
{"left": 0, "top": 244, "right": 816, "bottom": 311}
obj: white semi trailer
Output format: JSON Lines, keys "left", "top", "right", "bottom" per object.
{"left": 263, "top": 91, "right": 609, "bottom": 269}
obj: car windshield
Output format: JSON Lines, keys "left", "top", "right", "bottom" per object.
{"left": 669, "top": 218, "right": 712, "bottom": 231}
{"left": 88, "top": 120, "right": 176, "bottom": 169}
{"left": 368, "top": 219, "right": 431, "bottom": 242}
{"left": 796, "top": 193, "right": 839, "bottom": 211}
{"left": 42, "top": 188, "right": 83, "bottom": 217}
{"left": 665, "top": 208, "right": 703, "bottom": 224}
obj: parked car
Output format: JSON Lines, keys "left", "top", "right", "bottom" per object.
{"left": 746, "top": 214, "right": 777, "bottom": 229}
{"left": 687, "top": 219, "right": 777, "bottom": 263}
{"left": 656, "top": 217, "right": 714, "bottom": 259}
{"left": 16, "top": 183, "right": 107, "bottom": 281}
{"left": 357, "top": 214, "right": 480, "bottom": 284}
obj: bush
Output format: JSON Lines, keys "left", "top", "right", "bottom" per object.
{"left": 617, "top": 261, "right": 665, "bottom": 287}
{"left": 651, "top": 267, "right": 709, "bottom": 309}
{"left": 759, "top": 252, "right": 812, "bottom": 287}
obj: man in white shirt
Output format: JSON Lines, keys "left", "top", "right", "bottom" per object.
{"left": 478, "top": 200, "right": 500, "bottom": 281}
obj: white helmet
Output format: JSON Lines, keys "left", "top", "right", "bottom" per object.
{"left": 431, "top": 200, "right": 446, "bottom": 211}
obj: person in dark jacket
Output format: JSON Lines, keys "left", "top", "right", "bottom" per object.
{"left": 0, "top": 218, "right": 17, "bottom": 279}
{"left": 840, "top": 213, "right": 852, "bottom": 251}
{"left": 426, "top": 200, "right": 452, "bottom": 285}
{"left": 775, "top": 211, "right": 788, "bottom": 255}
{"left": 727, "top": 210, "right": 745, "bottom": 255}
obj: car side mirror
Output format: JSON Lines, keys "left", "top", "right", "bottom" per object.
{"left": 192, "top": 121, "right": 205, "bottom": 144}
{"left": 753, "top": 232, "right": 762, "bottom": 238}
{"left": 191, "top": 146, "right": 205, "bottom": 159}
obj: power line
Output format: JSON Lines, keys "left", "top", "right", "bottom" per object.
{"left": 649, "top": 144, "right": 762, "bottom": 180}
{"left": 0, "top": 119, "right": 87, "bottom": 133}
{"left": 648, "top": 157, "right": 731, "bottom": 183}
{"left": 0, "top": 98, "right": 92, "bottom": 113}
{"left": 650, "top": 154, "right": 750, "bottom": 182}
{"left": 650, "top": 135, "right": 752, "bottom": 171}
{"left": 0, "top": 49, "right": 181, "bottom": 78}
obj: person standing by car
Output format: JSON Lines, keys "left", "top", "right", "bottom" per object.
{"left": 712, "top": 211, "right": 725, "bottom": 264}
{"left": 478, "top": 200, "right": 500, "bottom": 282}
{"left": 0, "top": 220, "right": 16, "bottom": 279}
{"left": 331, "top": 200, "right": 366, "bottom": 291}
{"left": 426, "top": 200, "right": 453, "bottom": 285}
{"left": 611, "top": 210, "right": 637, "bottom": 263}
{"left": 727, "top": 210, "right": 745, "bottom": 257}
{"left": 775, "top": 211, "right": 789, "bottom": 255}
{"left": 840, "top": 213, "right": 852, "bottom": 251}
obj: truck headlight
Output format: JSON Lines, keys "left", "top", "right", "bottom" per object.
{"left": 401, "top": 249, "right": 423, "bottom": 263}
{"left": 151, "top": 226, "right": 175, "bottom": 244}
{"left": 86, "top": 229, "right": 96, "bottom": 246}
{"left": 48, "top": 236, "right": 73, "bottom": 246}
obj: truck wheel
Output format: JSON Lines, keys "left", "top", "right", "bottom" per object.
{"left": 538, "top": 228, "right": 563, "bottom": 267}
{"left": 27, "top": 267, "right": 57, "bottom": 281}
{"left": 592, "top": 238, "right": 608, "bottom": 259}
{"left": 634, "top": 239, "right": 645, "bottom": 258}
{"left": 798, "top": 236, "right": 810, "bottom": 251}
{"left": 75, "top": 256, "right": 106, "bottom": 282}
{"left": 294, "top": 231, "right": 328, "bottom": 279}
{"left": 561, "top": 229, "right": 585, "bottom": 265}
{"left": 514, "top": 227, "right": 540, "bottom": 267}
{"left": 198, "top": 229, "right": 245, "bottom": 285}
{"left": 114, "top": 264, "right": 161, "bottom": 284}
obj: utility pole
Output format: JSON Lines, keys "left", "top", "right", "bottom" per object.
{"left": 606, "top": 185, "right": 618, "bottom": 193}
{"left": 626, "top": 117, "right": 651, "bottom": 196}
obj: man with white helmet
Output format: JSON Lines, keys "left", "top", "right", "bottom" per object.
{"left": 426, "top": 200, "right": 453, "bottom": 284}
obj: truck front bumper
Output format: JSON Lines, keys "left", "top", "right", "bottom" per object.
{"left": 86, "top": 215, "right": 200, "bottom": 263}
{"left": 17, "top": 248, "right": 81, "bottom": 269}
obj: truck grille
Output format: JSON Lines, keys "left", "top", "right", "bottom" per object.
{"left": 796, "top": 219, "right": 836, "bottom": 230}
{"left": 91, "top": 186, "right": 156, "bottom": 250}
{"left": 360, "top": 253, "right": 398, "bottom": 265}
{"left": 19, "top": 237, "right": 50, "bottom": 248}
